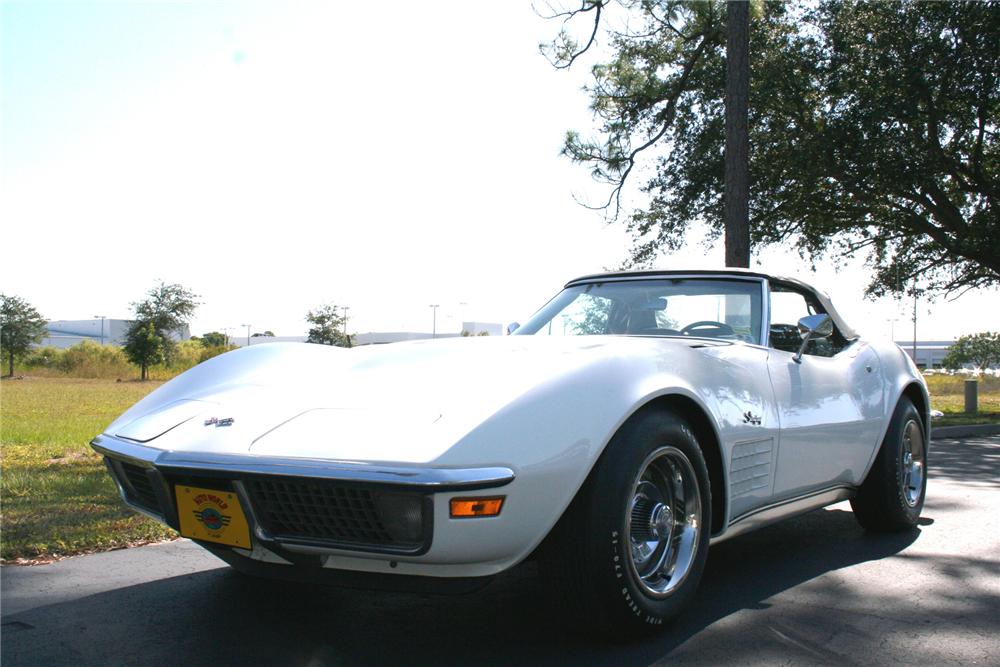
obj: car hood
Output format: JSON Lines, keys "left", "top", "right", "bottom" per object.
{"left": 105, "top": 337, "right": 718, "bottom": 463}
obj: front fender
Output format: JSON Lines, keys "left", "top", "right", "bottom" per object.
{"left": 426, "top": 343, "right": 769, "bottom": 572}
{"left": 860, "top": 342, "right": 930, "bottom": 482}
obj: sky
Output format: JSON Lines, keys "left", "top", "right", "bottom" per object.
{"left": 1, "top": 0, "right": 996, "bottom": 342}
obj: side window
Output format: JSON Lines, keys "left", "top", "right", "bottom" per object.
{"left": 769, "top": 289, "right": 843, "bottom": 357}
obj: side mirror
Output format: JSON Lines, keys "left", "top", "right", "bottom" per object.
{"left": 793, "top": 314, "right": 833, "bottom": 363}
{"left": 506, "top": 322, "right": 520, "bottom": 335}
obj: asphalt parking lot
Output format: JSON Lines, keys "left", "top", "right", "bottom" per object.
{"left": 3, "top": 435, "right": 999, "bottom": 666}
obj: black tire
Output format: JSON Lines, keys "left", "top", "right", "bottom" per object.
{"left": 850, "top": 397, "right": 927, "bottom": 532}
{"left": 539, "top": 408, "right": 712, "bottom": 637}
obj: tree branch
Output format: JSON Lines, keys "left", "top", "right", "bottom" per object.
{"left": 588, "top": 35, "right": 712, "bottom": 218}
{"left": 538, "top": 1, "right": 608, "bottom": 70}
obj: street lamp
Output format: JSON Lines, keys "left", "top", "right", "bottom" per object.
{"left": 241, "top": 324, "right": 251, "bottom": 347}
{"left": 94, "top": 315, "right": 105, "bottom": 345}
{"left": 429, "top": 305, "right": 439, "bottom": 338}
{"left": 342, "top": 306, "right": 350, "bottom": 336}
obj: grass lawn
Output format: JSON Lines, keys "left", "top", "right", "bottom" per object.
{"left": 924, "top": 374, "right": 1000, "bottom": 426}
{"left": 1, "top": 377, "right": 176, "bottom": 562}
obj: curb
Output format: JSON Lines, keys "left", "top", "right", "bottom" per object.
{"left": 932, "top": 423, "right": 1000, "bottom": 439}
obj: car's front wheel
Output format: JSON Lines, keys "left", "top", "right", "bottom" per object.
{"left": 539, "top": 408, "right": 712, "bottom": 636}
{"left": 850, "top": 396, "right": 927, "bottom": 531}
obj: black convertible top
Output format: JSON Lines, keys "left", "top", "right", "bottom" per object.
{"left": 565, "top": 268, "right": 859, "bottom": 341}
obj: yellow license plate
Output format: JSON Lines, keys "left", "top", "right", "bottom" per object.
{"left": 175, "top": 484, "right": 252, "bottom": 549}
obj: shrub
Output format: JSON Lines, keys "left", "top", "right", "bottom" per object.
{"left": 59, "top": 341, "right": 133, "bottom": 378}
{"left": 22, "top": 345, "right": 66, "bottom": 370}
{"left": 169, "top": 340, "right": 204, "bottom": 371}
{"left": 16, "top": 338, "right": 239, "bottom": 380}
{"left": 199, "top": 344, "right": 235, "bottom": 363}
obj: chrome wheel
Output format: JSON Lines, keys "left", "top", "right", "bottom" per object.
{"left": 625, "top": 446, "right": 702, "bottom": 598}
{"left": 900, "top": 419, "right": 925, "bottom": 507}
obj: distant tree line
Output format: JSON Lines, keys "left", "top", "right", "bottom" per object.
{"left": 2, "top": 283, "right": 226, "bottom": 380}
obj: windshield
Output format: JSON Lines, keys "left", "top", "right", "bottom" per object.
{"left": 514, "top": 278, "right": 763, "bottom": 344}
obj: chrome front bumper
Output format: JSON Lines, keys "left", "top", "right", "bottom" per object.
{"left": 91, "top": 433, "right": 515, "bottom": 558}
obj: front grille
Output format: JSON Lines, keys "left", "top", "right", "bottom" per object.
{"left": 243, "top": 477, "right": 426, "bottom": 552}
{"left": 117, "top": 461, "right": 161, "bottom": 513}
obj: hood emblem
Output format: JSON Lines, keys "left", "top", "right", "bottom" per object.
{"left": 204, "top": 417, "right": 235, "bottom": 427}
{"left": 742, "top": 411, "right": 762, "bottom": 426}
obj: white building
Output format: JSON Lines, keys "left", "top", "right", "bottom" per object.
{"left": 895, "top": 341, "right": 953, "bottom": 369}
{"left": 40, "top": 319, "right": 190, "bottom": 349}
{"left": 460, "top": 321, "right": 503, "bottom": 336}
{"left": 227, "top": 322, "right": 503, "bottom": 347}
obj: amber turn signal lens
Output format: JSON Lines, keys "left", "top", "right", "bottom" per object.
{"left": 450, "top": 496, "right": 505, "bottom": 518}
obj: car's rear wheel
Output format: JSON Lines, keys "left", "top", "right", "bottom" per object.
{"left": 850, "top": 397, "right": 927, "bottom": 531}
{"left": 539, "top": 408, "right": 712, "bottom": 636}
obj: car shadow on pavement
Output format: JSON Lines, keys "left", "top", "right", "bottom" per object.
{"left": 1, "top": 508, "right": 937, "bottom": 667}
{"left": 929, "top": 436, "right": 1000, "bottom": 487}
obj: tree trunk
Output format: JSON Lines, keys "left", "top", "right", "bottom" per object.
{"left": 141, "top": 362, "right": 147, "bottom": 381}
{"left": 724, "top": 0, "right": 750, "bottom": 268}
{"left": 7, "top": 352, "right": 13, "bottom": 378}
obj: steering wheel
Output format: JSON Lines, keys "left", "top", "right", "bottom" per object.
{"left": 680, "top": 320, "right": 736, "bottom": 338}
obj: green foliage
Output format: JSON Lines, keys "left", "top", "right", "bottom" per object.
{"left": 22, "top": 345, "right": 64, "bottom": 370}
{"left": 545, "top": 0, "right": 1000, "bottom": 296}
{"left": 16, "top": 339, "right": 232, "bottom": 380}
{"left": 1, "top": 293, "right": 47, "bottom": 376}
{"left": 169, "top": 339, "right": 203, "bottom": 369}
{"left": 131, "top": 282, "right": 199, "bottom": 333}
{"left": 306, "top": 303, "right": 352, "bottom": 347}
{"left": 576, "top": 296, "right": 616, "bottom": 335}
{"left": 197, "top": 331, "right": 228, "bottom": 347}
{"left": 21, "top": 343, "right": 134, "bottom": 379}
{"left": 57, "top": 340, "right": 132, "bottom": 376}
{"left": 130, "top": 281, "right": 199, "bottom": 364}
{"left": 942, "top": 331, "right": 1000, "bottom": 371}
{"left": 168, "top": 338, "right": 233, "bottom": 366}
{"left": 123, "top": 321, "right": 165, "bottom": 380}
{"left": 197, "top": 343, "right": 234, "bottom": 363}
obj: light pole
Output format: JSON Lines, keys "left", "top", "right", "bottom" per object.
{"left": 342, "top": 306, "right": 350, "bottom": 336}
{"left": 429, "top": 305, "right": 439, "bottom": 338}
{"left": 94, "top": 315, "right": 105, "bottom": 345}
{"left": 242, "top": 324, "right": 251, "bottom": 347}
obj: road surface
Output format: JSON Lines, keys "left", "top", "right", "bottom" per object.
{"left": 3, "top": 436, "right": 998, "bottom": 666}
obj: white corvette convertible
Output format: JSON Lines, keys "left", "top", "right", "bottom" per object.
{"left": 93, "top": 269, "right": 929, "bottom": 634}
